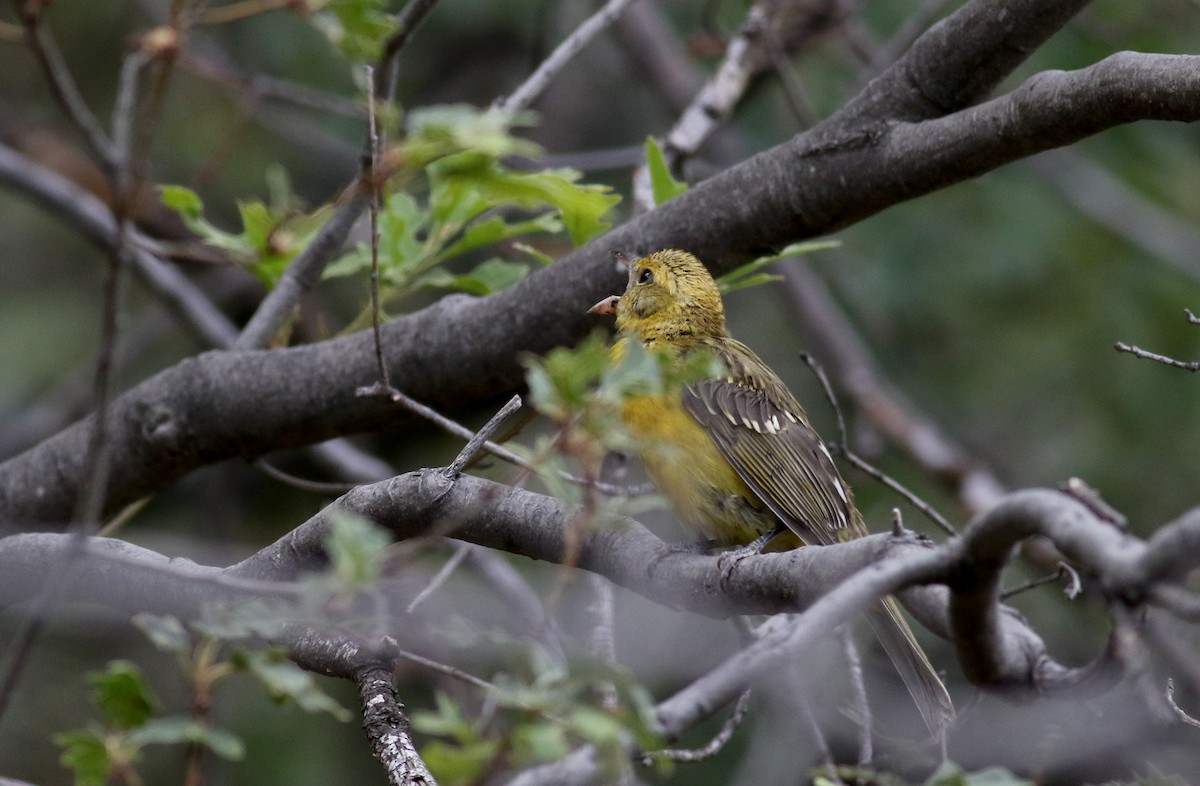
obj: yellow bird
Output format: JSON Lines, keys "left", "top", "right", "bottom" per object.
{"left": 589, "top": 249, "right": 954, "bottom": 735}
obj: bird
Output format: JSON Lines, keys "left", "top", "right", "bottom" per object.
{"left": 588, "top": 248, "right": 955, "bottom": 735}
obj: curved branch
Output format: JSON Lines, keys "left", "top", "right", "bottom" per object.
{"left": 4, "top": 36, "right": 1199, "bottom": 524}
{"left": 6, "top": 478, "right": 1200, "bottom": 782}
{"left": 0, "top": 140, "right": 239, "bottom": 349}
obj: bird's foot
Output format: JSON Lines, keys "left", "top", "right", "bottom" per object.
{"left": 716, "top": 526, "right": 785, "bottom": 589}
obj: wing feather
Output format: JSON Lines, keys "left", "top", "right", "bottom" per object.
{"left": 682, "top": 339, "right": 856, "bottom": 546}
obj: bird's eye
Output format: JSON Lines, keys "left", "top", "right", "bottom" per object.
{"left": 638, "top": 268, "right": 653, "bottom": 284}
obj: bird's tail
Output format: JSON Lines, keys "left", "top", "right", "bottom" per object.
{"left": 865, "top": 596, "right": 956, "bottom": 736}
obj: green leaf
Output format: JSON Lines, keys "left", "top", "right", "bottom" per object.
{"left": 160, "top": 181, "right": 333, "bottom": 287}
{"left": 129, "top": 717, "right": 246, "bottom": 760}
{"left": 241, "top": 200, "right": 335, "bottom": 287}
{"left": 567, "top": 706, "right": 627, "bottom": 746}
{"left": 411, "top": 692, "right": 478, "bottom": 742}
{"left": 91, "top": 661, "right": 157, "bottom": 729}
{"left": 405, "top": 105, "right": 540, "bottom": 164}
{"left": 597, "top": 337, "right": 663, "bottom": 399}
{"left": 440, "top": 214, "right": 563, "bottom": 261}
{"left": 522, "top": 332, "right": 612, "bottom": 419}
{"left": 717, "top": 272, "right": 784, "bottom": 294}
{"left": 716, "top": 239, "right": 841, "bottom": 294}
{"left": 430, "top": 159, "right": 618, "bottom": 247}
{"left": 55, "top": 729, "right": 111, "bottom": 786}
{"left": 236, "top": 649, "right": 353, "bottom": 721}
{"left": 326, "top": 192, "right": 429, "bottom": 283}
{"left": 159, "top": 185, "right": 247, "bottom": 255}
{"left": 416, "top": 258, "right": 530, "bottom": 296}
{"left": 925, "top": 764, "right": 1034, "bottom": 786}
{"left": 511, "top": 720, "right": 570, "bottom": 764}
{"left": 420, "top": 739, "right": 501, "bottom": 786}
{"left": 512, "top": 242, "right": 554, "bottom": 265}
{"left": 309, "top": 0, "right": 399, "bottom": 62}
{"left": 644, "top": 137, "right": 687, "bottom": 205}
{"left": 160, "top": 185, "right": 203, "bottom": 222}
{"left": 132, "top": 614, "right": 191, "bottom": 654}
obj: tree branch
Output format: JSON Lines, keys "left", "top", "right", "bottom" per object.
{"left": 6, "top": 477, "right": 1200, "bottom": 780}
{"left": 4, "top": 17, "right": 1199, "bottom": 524}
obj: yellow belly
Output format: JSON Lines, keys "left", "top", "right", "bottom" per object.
{"left": 623, "top": 393, "right": 800, "bottom": 549}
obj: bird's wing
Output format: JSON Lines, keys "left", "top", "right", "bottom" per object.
{"left": 681, "top": 340, "right": 854, "bottom": 546}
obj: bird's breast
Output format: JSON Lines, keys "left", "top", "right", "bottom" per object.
{"left": 623, "top": 392, "right": 788, "bottom": 546}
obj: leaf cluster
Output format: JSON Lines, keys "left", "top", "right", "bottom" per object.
{"left": 54, "top": 609, "right": 352, "bottom": 786}
{"left": 412, "top": 641, "right": 664, "bottom": 786}
{"left": 161, "top": 105, "right": 620, "bottom": 325}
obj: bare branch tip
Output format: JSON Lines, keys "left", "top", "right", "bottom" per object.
{"left": 1059, "top": 562, "right": 1083, "bottom": 600}
{"left": 1166, "top": 677, "right": 1200, "bottom": 729}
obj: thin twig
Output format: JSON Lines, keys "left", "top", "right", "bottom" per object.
{"left": 1114, "top": 341, "right": 1200, "bottom": 372}
{"left": 842, "top": 628, "right": 873, "bottom": 766}
{"left": 405, "top": 542, "right": 471, "bottom": 614}
{"left": 1144, "top": 613, "right": 1200, "bottom": 699}
{"left": 859, "top": 0, "right": 954, "bottom": 83}
{"left": 464, "top": 546, "right": 565, "bottom": 665}
{"left": 111, "top": 50, "right": 152, "bottom": 202}
{"left": 233, "top": 0, "right": 442, "bottom": 353}
{"left": 496, "top": 0, "right": 640, "bottom": 113}
{"left": 641, "top": 688, "right": 752, "bottom": 764}
{"left": 0, "top": 9, "right": 148, "bottom": 728}
{"left": 631, "top": 3, "right": 768, "bottom": 211}
{"left": 0, "top": 142, "right": 240, "bottom": 348}
{"left": 801, "top": 695, "right": 843, "bottom": 784}
{"left": 358, "top": 382, "right": 645, "bottom": 495}
{"left": 96, "top": 497, "right": 151, "bottom": 538}
{"left": 16, "top": 10, "right": 116, "bottom": 168}
{"left": 374, "top": 0, "right": 442, "bottom": 102}
{"left": 800, "top": 352, "right": 956, "bottom": 535}
{"left": 254, "top": 459, "right": 359, "bottom": 494}
{"left": 193, "top": 0, "right": 293, "bottom": 25}
{"left": 1166, "top": 678, "right": 1200, "bottom": 729}
{"left": 1001, "top": 562, "right": 1082, "bottom": 600}
{"left": 180, "top": 52, "right": 366, "bottom": 118}
{"left": 781, "top": 262, "right": 1006, "bottom": 516}
{"left": 233, "top": 186, "right": 370, "bottom": 349}
{"left": 364, "top": 64, "right": 391, "bottom": 390}
{"left": 762, "top": 27, "right": 817, "bottom": 129}
{"left": 442, "top": 394, "right": 523, "bottom": 479}
{"left": 395, "top": 648, "right": 495, "bottom": 692}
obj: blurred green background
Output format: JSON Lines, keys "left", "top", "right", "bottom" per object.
{"left": 1, "top": 0, "right": 1199, "bottom": 783}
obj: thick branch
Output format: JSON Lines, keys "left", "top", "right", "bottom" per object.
{"left": 833, "top": 0, "right": 1091, "bottom": 126}
{"left": 4, "top": 41, "right": 1199, "bottom": 523}
{"left": 7, "top": 477, "right": 1200, "bottom": 768}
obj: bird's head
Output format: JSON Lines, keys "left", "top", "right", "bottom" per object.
{"left": 588, "top": 249, "right": 726, "bottom": 341}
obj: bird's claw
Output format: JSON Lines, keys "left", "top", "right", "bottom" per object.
{"left": 716, "top": 542, "right": 762, "bottom": 589}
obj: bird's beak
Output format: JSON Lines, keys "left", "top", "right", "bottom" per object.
{"left": 588, "top": 295, "right": 620, "bottom": 316}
